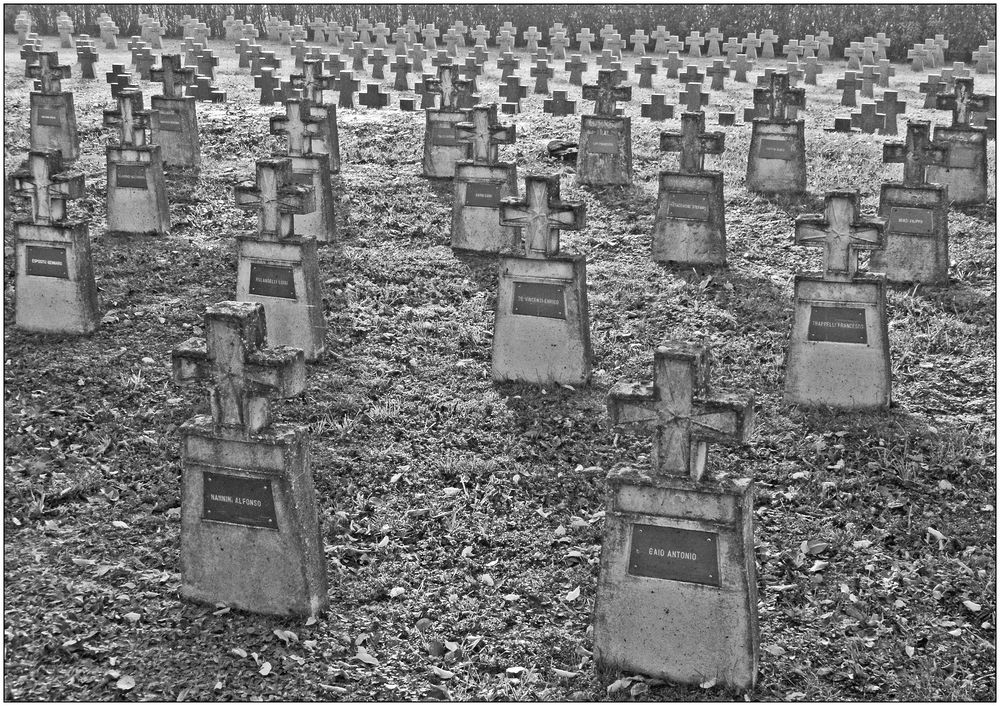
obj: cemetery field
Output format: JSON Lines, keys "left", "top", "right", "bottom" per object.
{"left": 3, "top": 31, "right": 997, "bottom": 702}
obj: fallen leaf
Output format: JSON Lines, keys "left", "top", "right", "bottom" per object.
{"left": 808, "top": 560, "right": 829, "bottom": 573}
{"left": 606, "top": 677, "right": 631, "bottom": 694}
{"left": 389, "top": 586, "right": 406, "bottom": 598}
{"left": 259, "top": 662, "right": 272, "bottom": 676}
{"left": 505, "top": 666, "right": 525, "bottom": 678}
{"left": 479, "top": 573, "right": 494, "bottom": 587}
{"left": 764, "top": 644, "right": 786, "bottom": 656}
{"left": 354, "top": 647, "right": 379, "bottom": 666}
{"left": 630, "top": 682, "right": 649, "bottom": 696}
{"left": 938, "top": 479, "right": 954, "bottom": 491}
{"left": 852, "top": 540, "right": 873, "bottom": 549}
{"left": 111, "top": 520, "right": 129, "bottom": 529}
{"left": 699, "top": 677, "right": 717, "bottom": 689}
{"left": 123, "top": 612, "right": 140, "bottom": 624}
{"left": 565, "top": 586, "right": 581, "bottom": 602}
{"left": 963, "top": 600, "right": 982, "bottom": 612}
{"left": 552, "top": 668, "right": 578, "bottom": 679}
{"left": 801, "top": 539, "right": 829, "bottom": 556}
{"left": 305, "top": 616, "right": 317, "bottom": 626}
{"left": 231, "top": 648, "right": 247, "bottom": 658}
{"left": 116, "top": 676, "right": 136, "bottom": 691}
{"left": 432, "top": 666, "right": 455, "bottom": 679}
{"left": 904, "top": 645, "right": 915, "bottom": 657}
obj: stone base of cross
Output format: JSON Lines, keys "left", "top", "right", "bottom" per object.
{"left": 106, "top": 144, "right": 171, "bottom": 236}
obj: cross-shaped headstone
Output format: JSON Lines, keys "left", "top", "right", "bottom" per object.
{"left": 323, "top": 52, "right": 346, "bottom": 76}
{"left": 634, "top": 56, "right": 658, "bottom": 88}
{"left": 530, "top": 59, "right": 554, "bottom": 94}
{"left": 409, "top": 42, "right": 426, "bottom": 73}
{"left": 640, "top": 94, "right": 674, "bottom": 121}
{"left": 103, "top": 89, "right": 150, "bottom": 147}
{"left": 500, "top": 174, "right": 585, "bottom": 259}
{"left": 649, "top": 26, "right": 670, "bottom": 54}
{"left": 660, "top": 111, "right": 725, "bottom": 173}
{"left": 451, "top": 20, "right": 468, "bottom": 47}
{"left": 355, "top": 18, "right": 373, "bottom": 46}
{"left": 876, "top": 58, "right": 895, "bottom": 88}
{"left": 335, "top": 71, "right": 360, "bottom": 109}
{"left": 421, "top": 24, "right": 439, "bottom": 51}
{"left": 705, "top": 27, "right": 723, "bottom": 57}
{"left": 759, "top": 29, "right": 778, "bottom": 58}
{"left": 524, "top": 26, "right": 541, "bottom": 53}
{"left": 859, "top": 36, "right": 878, "bottom": 65}
{"left": 564, "top": 54, "right": 588, "bottom": 85}
{"left": 20, "top": 41, "right": 42, "bottom": 77}
{"left": 795, "top": 191, "right": 883, "bottom": 282}
{"left": 837, "top": 71, "right": 860, "bottom": 107}
{"left": 368, "top": 48, "right": 388, "bottom": 78}
{"left": 859, "top": 64, "right": 880, "bottom": 98}
{"left": 662, "top": 51, "right": 684, "bottom": 79}
{"left": 460, "top": 56, "right": 482, "bottom": 92}
{"left": 607, "top": 342, "right": 753, "bottom": 480}
{"left": 550, "top": 31, "right": 570, "bottom": 60}
{"left": 548, "top": 21, "right": 566, "bottom": 41}
{"left": 843, "top": 42, "right": 863, "bottom": 70}
{"left": 816, "top": 31, "right": 834, "bottom": 61}
{"left": 496, "top": 29, "right": 514, "bottom": 54}
{"left": 455, "top": 103, "right": 515, "bottom": 163}
{"left": 679, "top": 83, "right": 710, "bottom": 112}
{"left": 105, "top": 63, "right": 136, "bottom": 99}
{"left": 918, "top": 75, "right": 946, "bottom": 108}
{"left": 358, "top": 83, "right": 389, "bottom": 109}
{"left": 742, "top": 32, "right": 762, "bottom": 61}
{"left": 630, "top": 28, "right": 649, "bottom": 55}
{"left": 679, "top": 64, "right": 705, "bottom": 85}
{"left": 543, "top": 89, "right": 577, "bottom": 116}
{"left": 733, "top": 53, "right": 753, "bottom": 82}
{"left": 851, "top": 103, "right": 885, "bottom": 134}
{"left": 27, "top": 51, "right": 71, "bottom": 94}
{"left": 582, "top": 69, "right": 631, "bottom": 116}
{"left": 972, "top": 45, "right": 996, "bottom": 73}
{"left": 404, "top": 19, "right": 421, "bottom": 43}
{"left": 442, "top": 27, "right": 461, "bottom": 57}
{"left": 932, "top": 34, "right": 949, "bottom": 66}
{"left": 391, "top": 27, "right": 408, "bottom": 55}
{"left": 883, "top": 119, "right": 948, "bottom": 185}
{"left": 921, "top": 39, "right": 938, "bottom": 69}
{"left": 685, "top": 30, "right": 705, "bottom": 57}
{"left": 875, "top": 91, "right": 906, "bottom": 136}
{"left": 662, "top": 34, "right": 684, "bottom": 56}
{"left": 372, "top": 22, "right": 390, "bottom": 49}
{"left": 935, "top": 76, "right": 989, "bottom": 127}
{"left": 722, "top": 37, "right": 742, "bottom": 63}
{"left": 706, "top": 59, "right": 730, "bottom": 90}
{"left": 874, "top": 32, "right": 891, "bottom": 60}
{"left": 391, "top": 54, "right": 412, "bottom": 90}
{"left": 270, "top": 98, "right": 323, "bottom": 155}
{"left": 782, "top": 39, "right": 803, "bottom": 61}
{"left": 800, "top": 35, "right": 819, "bottom": 59}
{"left": 471, "top": 24, "right": 490, "bottom": 48}
{"left": 754, "top": 72, "right": 805, "bottom": 120}
{"left": 234, "top": 158, "right": 315, "bottom": 240}
{"left": 172, "top": 301, "right": 305, "bottom": 435}
{"left": 11, "top": 149, "right": 84, "bottom": 224}
{"left": 576, "top": 27, "right": 595, "bottom": 54}
{"left": 76, "top": 43, "right": 99, "bottom": 79}
{"left": 497, "top": 52, "right": 520, "bottom": 79}
{"left": 425, "top": 64, "right": 472, "bottom": 112}
{"left": 499, "top": 21, "right": 518, "bottom": 43}
{"left": 150, "top": 54, "right": 195, "bottom": 98}
{"left": 803, "top": 56, "right": 823, "bottom": 85}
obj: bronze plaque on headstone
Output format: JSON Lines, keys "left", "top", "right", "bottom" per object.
{"left": 465, "top": 182, "right": 503, "bottom": 207}
{"left": 116, "top": 164, "right": 148, "bottom": 189}
{"left": 202, "top": 471, "right": 278, "bottom": 530}
{"left": 589, "top": 133, "right": 619, "bottom": 154}
{"left": 157, "top": 109, "right": 183, "bottom": 132}
{"left": 36, "top": 107, "right": 62, "bottom": 126}
{"left": 248, "top": 263, "right": 297, "bottom": 299}
{"left": 431, "top": 124, "right": 460, "bottom": 146}
{"left": 665, "top": 191, "right": 712, "bottom": 221}
{"left": 25, "top": 245, "right": 69, "bottom": 278}
{"left": 512, "top": 281, "right": 566, "bottom": 319}
{"left": 807, "top": 305, "right": 868, "bottom": 344}
{"left": 290, "top": 170, "right": 314, "bottom": 185}
{"left": 758, "top": 137, "right": 793, "bottom": 160}
{"left": 627, "top": 524, "right": 721, "bottom": 587}
{"left": 947, "top": 144, "right": 979, "bottom": 169}
{"left": 888, "top": 206, "right": 934, "bottom": 235}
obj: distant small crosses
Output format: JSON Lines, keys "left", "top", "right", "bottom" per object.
{"left": 705, "top": 27, "right": 723, "bottom": 57}
{"left": 372, "top": 22, "right": 390, "bottom": 49}
{"left": 759, "top": 28, "right": 778, "bottom": 58}
{"left": 882, "top": 120, "right": 948, "bottom": 185}
{"left": 838, "top": 71, "right": 860, "bottom": 107}
{"left": 634, "top": 56, "right": 659, "bottom": 88}
{"left": 800, "top": 35, "right": 819, "bottom": 59}
{"left": 358, "top": 82, "right": 389, "bottom": 109}
{"left": 685, "top": 30, "right": 705, "bottom": 57}
{"left": 641, "top": 94, "right": 674, "bottom": 121}
{"left": 679, "top": 82, "right": 710, "bottom": 112}
{"left": 543, "top": 89, "right": 577, "bottom": 116}
{"left": 443, "top": 27, "right": 460, "bottom": 56}
{"left": 151, "top": 54, "right": 195, "bottom": 98}
{"left": 935, "top": 76, "right": 990, "bottom": 127}
{"left": 851, "top": 103, "right": 885, "bottom": 134}
{"left": 972, "top": 45, "right": 996, "bottom": 73}
{"left": 755, "top": 72, "right": 805, "bottom": 121}
{"left": 876, "top": 59, "right": 895, "bottom": 88}
{"left": 918, "top": 75, "right": 946, "bottom": 109}
{"left": 234, "top": 159, "right": 315, "bottom": 240}
{"left": 391, "top": 54, "right": 412, "bottom": 90}
{"left": 582, "top": 69, "right": 632, "bottom": 116}
{"left": 706, "top": 60, "right": 730, "bottom": 90}
{"left": 875, "top": 91, "right": 907, "bottom": 136}
{"left": 743, "top": 32, "right": 762, "bottom": 61}
{"left": 106, "top": 64, "right": 136, "bottom": 100}
{"left": 662, "top": 51, "right": 684, "bottom": 79}
{"left": 565, "top": 54, "right": 588, "bottom": 85}
{"left": 451, "top": 20, "right": 467, "bottom": 47}
{"left": 497, "top": 29, "right": 514, "bottom": 54}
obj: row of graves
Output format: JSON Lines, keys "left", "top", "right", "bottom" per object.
{"left": 7, "top": 12, "right": 996, "bottom": 692}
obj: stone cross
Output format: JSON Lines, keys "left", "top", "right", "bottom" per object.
{"left": 358, "top": 83, "right": 389, "bottom": 109}
{"left": 530, "top": 59, "right": 554, "bottom": 94}
{"left": 843, "top": 42, "right": 863, "bottom": 70}
{"left": 459, "top": 57, "right": 481, "bottom": 91}
{"left": 782, "top": 39, "right": 803, "bottom": 61}
{"left": 543, "top": 90, "right": 577, "bottom": 116}
{"left": 972, "top": 45, "right": 996, "bottom": 73}
{"left": 103, "top": 89, "right": 150, "bottom": 147}
{"left": 471, "top": 25, "right": 490, "bottom": 48}
{"left": 678, "top": 83, "right": 709, "bottom": 112}
{"left": 660, "top": 111, "right": 725, "bottom": 173}
{"left": 650, "top": 26, "right": 670, "bottom": 54}
{"left": 335, "top": 71, "right": 360, "bottom": 109}
{"left": 685, "top": 30, "right": 705, "bottom": 57}
{"left": 270, "top": 98, "right": 323, "bottom": 155}
{"left": 497, "top": 29, "right": 514, "bottom": 54}
{"left": 742, "top": 32, "right": 762, "bottom": 60}
{"left": 550, "top": 31, "right": 569, "bottom": 60}
{"left": 662, "top": 51, "right": 683, "bottom": 78}
{"left": 355, "top": 18, "right": 373, "bottom": 45}
{"left": 733, "top": 53, "right": 753, "bottom": 82}
{"left": 935, "top": 76, "right": 990, "bottom": 127}
{"left": 11, "top": 149, "right": 84, "bottom": 224}
{"left": 455, "top": 103, "right": 515, "bottom": 164}
{"left": 499, "top": 174, "right": 584, "bottom": 259}
{"left": 452, "top": 20, "right": 467, "bottom": 46}
{"left": 706, "top": 60, "right": 730, "bottom": 90}
{"left": 234, "top": 158, "right": 316, "bottom": 240}
{"left": 150, "top": 54, "right": 195, "bottom": 98}
{"left": 803, "top": 56, "right": 823, "bottom": 85}
{"left": 497, "top": 52, "right": 520, "bottom": 79}
{"left": 705, "top": 27, "right": 723, "bottom": 56}
{"left": 679, "top": 64, "right": 705, "bottom": 85}
{"left": 424, "top": 64, "right": 471, "bottom": 111}
{"left": 816, "top": 31, "right": 834, "bottom": 61}
{"left": 564, "top": 54, "right": 588, "bottom": 85}
{"left": 630, "top": 28, "right": 649, "bottom": 55}
{"left": 421, "top": 24, "right": 439, "bottom": 50}
{"left": 795, "top": 191, "right": 884, "bottom": 282}
{"left": 576, "top": 27, "right": 595, "bottom": 54}
{"left": 634, "top": 56, "right": 658, "bottom": 88}
{"left": 851, "top": 103, "right": 885, "bottom": 134}
{"left": 722, "top": 37, "right": 742, "bottom": 62}
{"left": 883, "top": 120, "right": 948, "bottom": 185}
{"left": 640, "top": 94, "right": 674, "bottom": 121}
{"left": 859, "top": 64, "right": 880, "bottom": 98}
{"left": 77, "top": 45, "right": 99, "bottom": 79}
{"left": 404, "top": 19, "right": 421, "bottom": 43}
{"left": 409, "top": 43, "right": 426, "bottom": 73}
{"left": 874, "top": 32, "right": 891, "bottom": 60}
{"left": 875, "top": 91, "right": 907, "bottom": 135}
{"left": 368, "top": 48, "right": 388, "bottom": 78}
{"left": 860, "top": 36, "right": 878, "bottom": 64}
{"left": 921, "top": 39, "right": 939, "bottom": 69}
{"left": 932, "top": 34, "right": 949, "bottom": 65}
{"left": 391, "top": 27, "right": 408, "bottom": 55}
{"left": 524, "top": 26, "right": 541, "bottom": 53}
{"left": 172, "top": 301, "right": 305, "bottom": 435}
{"left": 800, "top": 35, "right": 819, "bottom": 59}
{"left": 499, "top": 21, "right": 518, "bottom": 43}
{"left": 443, "top": 27, "right": 460, "bottom": 56}
{"left": 754, "top": 72, "right": 805, "bottom": 121}
{"left": 28, "top": 51, "right": 72, "bottom": 94}
{"left": 876, "top": 58, "right": 895, "bottom": 88}
{"left": 582, "top": 69, "right": 632, "bottom": 116}
{"left": 372, "top": 22, "right": 390, "bottom": 48}
{"left": 607, "top": 342, "right": 753, "bottom": 480}
{"left": 759, "top": 28, "right": 778, "bottom": 58}
{"left": 838, "top": 71, "right": 860, "bottom": 106}
{"left": 662, "top": 35, "right": 684, "bottom": 55}
{"left": 391, "top": 54, "right": 412, "bottom": 90}
{"left": 431, "top": 49, "right": 453, "bottom": 70}
{"left": 291, "top": 59, "right": 336, "bottom": 104}
{"left": 918, "top": 75, "right": 945, "bottom": 108}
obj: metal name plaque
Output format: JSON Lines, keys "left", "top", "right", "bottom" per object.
{"left": 432, "top": 124, "right": 460, "bottom": 146}
{"left": 36, "top": 107, "right": 62, "bottom": 126}
{"left": 948, "top": 144, "right": 979, "bottom": 169}
{"left": 465, "top": 182, "right": 502, "bottom": 207}
{"left": 888, "top": 206, "right": 934, "bottom": 235}
{"left": 665, "top": 191, "right": 712, "bottom": 221}
{"left": 589, "top": 133, "right": 619, "bottom": 154}
{"left": 290, "top": 170, "right": 314, "bottom": 186}
{"left": 627, "top": 524, "right": 721, "bottom": 587}
{"left": 202, "top": 471, "right": 278, "bottom": 530}
{"left": 512, "top": 281, "right": 566, "bottom": 319}
{"left": 248, "top": 263, "right": 297, "bottom": 299}
{"left": 156, "top": 110, "right": 183, "bottom": 132}
{"left": 758, "top": 137, "right": 794, "bottom": 160}
{"left": 807, "top": 305, "right": 868, "bottom": 344}
{"left": 116, "top": 164, "right": 148, "bottom": 189}
{"left": 25, "top": 245, "right": 69, "bottom": 278}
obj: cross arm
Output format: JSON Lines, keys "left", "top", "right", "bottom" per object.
{"left": 245, "top": 346, "right": 306, "bottom": 398}
{"left": 691, "top": 393, "right": 754, "bottom": 445}
{"left": 172, "top": 337, "right": 210, "bottom": 384}
{"left": 607, "top": 382, "right": 658, "bottom": 426}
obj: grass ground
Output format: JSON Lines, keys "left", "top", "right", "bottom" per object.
{"left": 3, "top": 29, "right": 996, "bottom": 702}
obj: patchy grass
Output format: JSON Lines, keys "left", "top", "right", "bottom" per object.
{"left": 3, "top": 31, "right": 995, "bottom": 702}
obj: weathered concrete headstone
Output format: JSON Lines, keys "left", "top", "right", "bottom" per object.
{"left": 150, "top": 55, "right": 200, "bottom": 169}
{"left": 103, "top": 89, "right": 170, "bottom": 236}
{"left": 358, "top": 82, "right": 389, "bottom": 109}
{"left": 172, "top": 300, "right": 328, "bottom": 617}
{"left": 451, "top": 104, "right": 519, "bottom": 253}
{"left": 785, "top": 191, "right": 889, "bottom": 409}
{"left": 653, "top": 112, "right": 727, "bottom": 266}
{"left": 742, "top": 32, "right": 761, "bottom": 61}
{"left": 733, "top": 53, "right": 753, "bottom": 82}
{"left": 851, "top": 103, "right": 885, "bottom": 134}
{"left": 76, "top": 42, "right": 99, "bottom": 79}
{"left": 641, "top": 94, "right": 674, "bottom": 121}
{"left": 531, "top": 59, "right": 555, "bottom": 94}
{"left": 838, "top": 71, "right": 860, "bottom": 107}
{"left": 290, "top": 60, "right": 342, "bottom": 174}
{"left": 595, "top": 341, "right": 756, "bottom": 690}
{"left": 576, "top": 27, "right": 595, "bottom": 54}
{"left": 578, "top": 69, "right": 632, "bottom": 186}
{"left": 493, "top": 174, "right": 589, "bottom": 384}
{"left": 634, "top": 56, "right": 658, "bottom": 88}
{"left": 14, "top": 11, "right": 32, "bottom": 44}
{"left": 422, "top": 65, "right": 474, "bottom": 178}
{"left": 705, "top": 27, "right": 723, "bottom": 57}
{"left": 679, "top": 81, "right": 710, "bottom": 112}
{"left": 234, "top": 159, "right": 325, "bottom": 360}
{"left": 685, "top": 30, "right": 705, "bottom": 57}
{"left": 706, "top": 59, "right": 730, "bottom": 90}
{"left": 11, "top": 149, "right": 99, "bottom": 334}
{"left": 759, "top": 28, "right": 778, "bottom": 58}
{"left": 746, "top": 72, "right": 807, "bottom": 194}
{"left": 544, "top": 90, "right": 578, "bottom": 116}
{"left": 875, "top": 91, "right": 907, "bottom": 136}
{"left": 859, "top": 64, "right": 880, "bottom": 99}
{"left": 56, "top": 13, "right": 74, "bottom": 48}
{"left": 28, "top": 51, "right": 79, "bottom": 162}
{"left": 876, "top": 58, "right": 895, "bottom": 88}
{"left": 907, "top": 43, "right": 929, "bottom": 72}
{"left": 926, "top": 77, "right": 990, "bottom": 204}
{"left": 869, "top": 120, "right": 950, "bottom": 284}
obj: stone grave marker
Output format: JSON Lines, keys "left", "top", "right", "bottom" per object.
{"left": 443, "top": 27, "right": 461, "bottom": 57}
{"left": 270, "top": 98, "right": 337, "bottom": 243}
{"left": 653, "top": 111, "right": 727, "bottom": 265}
{"left": 497, "top": 51, "right": 520, "bottom": 80}
{"left": 550, "top": 31, "right": 570, "bottom": 60}
{"left": 634, "top": 56, "right": 658, "bottom": 88}
{"left": 785, "top": 191, "right": 889, "bottom": 409}
{"left": 564, "top": 54, "right": 587, "bottom": 85}
{"left": 578, "top": 69, "right": 633, "bottom": 186}
{"left": 838, "top": 71, "right": 859, "bottom": 107}
{"left": 290, "top": 60, "right": 342, "bottom": 174}
{"left": 679, "top": 81, "right": 710, "bottom": 112}
{"left": 641, "top": 94, "right": 674, "bottom": 121}
{"left": 391, "top": 54, "right": 412, "bottom": 90}
{"left": 28, "top": 51, "right": 79, "bottom": 161}
{"left": 254, "top": 68, "right": 281, "bottom": 105}
{"left": 800, "top": 35, "right": 819, "bottom": 59}
{"left": 859, "top": 64, "right": 880, "bottom": 99}
{"left": 869, "top": 120, "right": 950, "bottom": 284}
{"left": 733, "top": 54, "right": 752, "bottom": 82}
{"left": 422, "top": 65, "right": 474, "bottom": 178}
{"left": 685, "top": 30, "right": 705, "bottom": 57}
{"left": 782, "top": 39, "right": 802, "bottom": 61}
{"left": 544, "top": 90, "right": 577, "bottom": 116}
{"left": 816, "top": 30, "right": 834, "bottom": 61}
{"left": 172, "top": 300, "right": 328, "bottom": 617}
{"left": 422, "top": 23, "right": 439, "bottom": 51}
{"left": 746, "top": 72, "right": 807, "bottom": 194}
{"left": 785, "top": 59, "right": 804, "bottom": 87}
{"left": 77, "top": 43, "right": 99, "bottom": 79}
{"left": 922, "top": 39, "right": 939, "bottom": 69}
{"left": 368, "top": 48, "right": 388, "bottom": 79}
{"left": 742, "top": 32, "right": 761, "bottom": 61}
{"left": 875, "top": 91, "right": 907, "bottom": 136}
{"left": 452, "top": 20, "right": 468, "bottom": 47}
{"left": 972, "top": 45, "right": 996, "bottom": 73}
{"left": 531, "top": 59, "right": 555, "bottom": 94}
{"left": 932, "top": 34, "right": 949, "bottom": 65}
{"left": 391, "top": 27, "right": 408, "bottom": 55}
{"left": 524, "top": 26, "right": 541, "bottom": 54}
{"left": 926, "top": 77, "right": 990, "bottom": 204}
{"left": 919, "top": 75, "right": 946, "bottom": 109}
{"left": 57, "top": 13, "right": 74, "bottom": 48}
{"left": 722, "top": 37, "right": 742, "bottom": 63}
{"left": 234, "top": 159, "right": 324, "bottom": 359}
{"left": 851, "top": 103, "right": 885, "bottom": 134}
{"left": 705, "top": 27, "right": 723, "bottom": 57}
{"left": 630, "top": 28, "right": 649, "bottom": 56}
{"left": 409, "top": 42, "right": 427, "bottom": 74}
{"left": 106, "top": 63, "right": 137, "bottom": 100}
{"left": 459, "top": 57, "right": 482, "bottom": 92}
{"left": 14, "top": 11, "right": 32, "bottom": 44}
{"left": 11, "top": 149, "right": 99, "bottom": 334}
{"left": 649, "top": 26, "right": 669, "bottom": 54}
{"left": 100, "top": 19, "right": 119, "bottom": 49}
{"left": 594, "top": 341, "right": 756, "bottom": 690}
{"left": 803, "top": 56, "right": 823, "bottom": 85}
{"left": 844, "top": 42, "right": 863, "bottom": 70}
{"left": 358, "top": 83, "right": 389, "bottom": 109}
{"left": 907, "top": 44, "right": 928, "bottom": 72}
{"left": 496, "top": 29, "right": 514, "bottom": 54}
{"left": 874, "top": 32, "right": 891, "bottom": 60}
{"left": 860, "top": 36, "right": 878, "bottom": 65}
{"left": 20, "top": 36, "right": 42, "bottom": 77}
{"left": 493, "top": 174, "right": 589, "bottom": 384}
{"left": 662, "top": 51, "right": 683, "bottom": 79}
{"left": 103, "top": 89, "right": 170, "bottom": 236}
{"left": 706, "top": 59, "right": 730, "bottom": 90}
{"left": 759, "top": 28, "right": 778, "bottom": 58}
{"left": 150, "top": 55, "right": 200, "bottom": 169}
{"left": 372, "top": 21, "right": 390, "bottom": 49}
{"left": 577, "top": 27, "right": 595, "bottom": 54}
{"left": 451, "top": 104, "right": 519, "bottom": 253}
